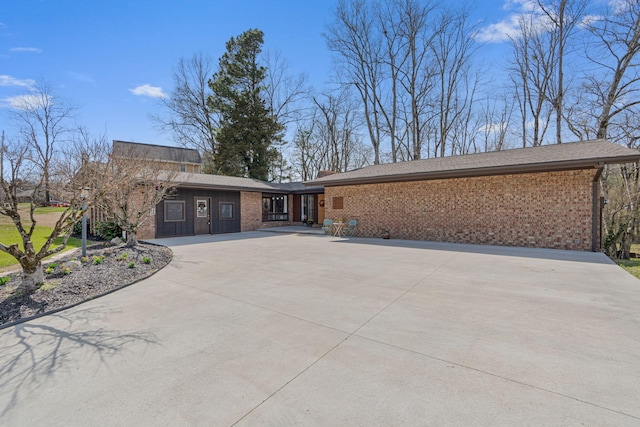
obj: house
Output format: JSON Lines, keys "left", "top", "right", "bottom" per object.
{"left": 306, "top": 139, "right": 640, "bottom": 251}
{"left": 137, "top": 173, "right": 324, "bottom": 239}
{"left": 112, "top": 140, "right": 202, "bottom": 173}
{"left": 132, "top": 139, "right": 639, "bottom": 252}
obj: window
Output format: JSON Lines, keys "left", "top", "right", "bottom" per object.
{"left": 220, "top": 203, "right": 234, "bottom": 220}
{"left": 180, "top": 164, "right": 186, "bottom": 172}
{"left": 302, "top": 194, "right": 315, "bottom": 222}
{"left": 196, "top": 200, "right": 208, "bottom": 218}
{"left": 165, "top": 200, "right": 185, "bottom": 222}
{"left": 262, "top": 194, "right": 288, "bottom": 221}
{"left": 332, "top": 196, "right": 344, "bottom": 209}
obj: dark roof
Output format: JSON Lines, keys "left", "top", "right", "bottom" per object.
{"left": 306, "top": 140, "right": 640, "bottom": 186}
{"left": 113, "top": 140, "right": 202, "bottom": 164}
{"left": 172, "top": 172, "right": 290, "bottom": 193}
{"left": 166, "top": 172, "right": 324, "bottom": 193}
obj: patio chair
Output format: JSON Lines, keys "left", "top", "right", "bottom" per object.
{"left": 344, "top": 219, "right": 358, "bottom": 236}
{"left": 321, "top": 219, "right": 333, "bottom": 235}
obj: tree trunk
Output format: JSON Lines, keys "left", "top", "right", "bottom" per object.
{"left": 125, "top": 231, "right": 138, "bottom": 247}
{"left": 19, "top": 262, "right": 44, "bottom": 292}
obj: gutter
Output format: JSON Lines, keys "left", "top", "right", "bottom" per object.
{"left": 307, "top": 155, "right": 640, "bottom": 187}
{"left": 592, "top": 162, "right": 605, "bottom": 252}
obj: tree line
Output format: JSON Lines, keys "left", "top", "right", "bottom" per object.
{"left": 2, "top": 0, "right": 640, "bottom": 280}
{"left": 155, "top": 0, "right": 640, "bottom": 257}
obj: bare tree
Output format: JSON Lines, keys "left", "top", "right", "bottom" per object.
{"left": 154, "top": 53, "right": 218, "bottom": 172}
{"left": 9, "top": 80, "right": 77, "bottom": 205}
{"left": 263, "top": 49, "right": 311, "bottom": 127}
{"left": 0, "top": 130, "right": 102, "bottom": 291}
{"left": 327, "top": 0, "right": 384, "bottom": 164}
{"left": 508, "top": 14, "right": 555, "bottom": 146}
{"left": 535, "top": 0, "right": 589, "bottom": 144}
{"left": 96, "top": 146, "right": 177, "bottom": 247}
{"left": 478, "top": 92, "right": 516, "bottom": 153}
{"left": 432, "top": 6, "right": 479, "bottom": 157}
{"left": 292, "top": 89, "right": 370, "bottom": 179}
{"left": 394, "top": 0, "right": 438, "bottom": 160}
{"left": 584, "top": 0, "right": 640, "bottom": 141}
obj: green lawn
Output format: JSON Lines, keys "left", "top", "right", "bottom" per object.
{"left": 616, "top": 259, "right": 640, "bottom": 280}
{"left": 614, "top": 243, "right": 640, "bottom": 280}
{"left": 33, "top": 206, "right": 68, "bottom": 215}
{"left": 0, "top": 224, "right": 81, "bottom": 269}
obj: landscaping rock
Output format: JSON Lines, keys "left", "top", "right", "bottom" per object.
{"left": 65, "top": 260, "right": 82, "bottom": 270}
{"left": 0, "top": 243, "right": 172, "bottom": 327}
{"left": 110, "top": 237, "right": 123, "bottom": 246}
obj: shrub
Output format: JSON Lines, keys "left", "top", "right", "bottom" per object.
{"left": 72, "top": 218, "right": 90, "bottom": 236}
{"left": 61, "top": 267, "right": 71, "bottom": 275}
{"left": 142, "top": 257, "right": 152, "bottom": 264}
{"left": 128, "top": 262, "right": 135, "bottom": 268}
{"left": 116, "top": 252, "right": 129, "bottom": 261}
{"left": 92, "top": 255, "right": 105, "bottom": 265}
{"left": 95, "top": 220, "right": 122, "bottom": 240}
{"left": 0, "top": 276, "right": 9, "bottom": 286}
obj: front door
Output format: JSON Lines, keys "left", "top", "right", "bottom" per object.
{"left": 194, "top": 197, "right": 211, "bottom": 235}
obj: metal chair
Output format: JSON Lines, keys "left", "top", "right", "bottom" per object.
{"left": 344, "top": 219, "right": 358, "bottom": 236}
{"left": 321, "top": 219, "right": 333, "bottom": 235}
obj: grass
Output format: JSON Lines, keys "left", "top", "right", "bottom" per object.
{"left": 0, "top": 224, "right": 82, "bottom": 269}
{"left": 0, "top": 203, "right": 82, "bottom": 269}
{"left": 614, "top": 243, "right": 640, "bottom": 280}
{"left": 33, "top": 206, "right": 68, "bottom": 215}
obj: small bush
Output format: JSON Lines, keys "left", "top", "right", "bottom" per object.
{"left": 92, "top": 255, "right": 105, "bottom": 265}
{"left": 45, "top": 266, "right": 55, "bottom": 274}
{"left": 142, "top": 257, "right": 152, "bottom": 264}
{"left": 0, "top": 276, "right": 10, "bottom": 286}
{"left": 72, "top": 218, "right": 90, "bottom": 235}
{"left": 80, "top": 256, "right": 89, "bottom": 263}
{"left": 128, "top": 262, "right": 135, "bottom": 268}
{"left": 61, "top": 267, "right": 71, "bottom": 275}
{"left": 39, "top": 282, "right": 57, "bottom": 291}
{"left": 47, "top": 263, "right": 58, "bottom": 269}
{"left": 116, "top": 252, "right": 129, "bottom": 261}
{"left": 95, "top": 220, "right": 122, "bottom": 240}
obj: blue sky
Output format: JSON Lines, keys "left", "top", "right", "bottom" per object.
{"left": 1, "top": 0, "right": 523, "bottom": 146}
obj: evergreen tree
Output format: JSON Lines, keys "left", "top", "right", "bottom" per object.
{"left": 207, "top": 29, "right": 283, "bottom": 181}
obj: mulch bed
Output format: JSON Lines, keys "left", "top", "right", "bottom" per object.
{"left": 0, "top": 242, "right": 172, "bottom": 328}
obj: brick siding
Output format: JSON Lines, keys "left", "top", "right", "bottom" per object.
{"left": 133, "top": 187, "right": 156, "bottom": 240}
{"left": 241, "top": 191, "right": 263, "bottom": 231}
{"left": 323, "top": 169, "right": 597, "bottom": 251}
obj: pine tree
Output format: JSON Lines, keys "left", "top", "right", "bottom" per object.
{"left": 207, "top": 29, "right": 283, "bottom": 181}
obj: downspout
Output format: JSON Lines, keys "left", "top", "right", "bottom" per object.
{"left": 592, "top": 162, "right": 605, "bottom": 252}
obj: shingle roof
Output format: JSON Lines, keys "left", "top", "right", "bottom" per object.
{"left": 306, "top": 139, "right": 640, "bottom": 186}
{"left": 172, "top": 172, "right": 286, "bottom": 192}
{"left": 113, "top": 140, "right": 202, "bottom": 164}
{"left": 168, "top": 173, "right": 324, "bottom": 193}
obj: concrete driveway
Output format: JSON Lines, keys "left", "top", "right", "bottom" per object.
{"left": 1, "top": 232, "right": 639, "bottom": 425}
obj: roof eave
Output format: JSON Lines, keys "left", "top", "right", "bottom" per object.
{"left": 176, "top": 182, "right": 284, "bottom": 193}
{"left": 311, "top": 155, "right": 640, "bottom": 187}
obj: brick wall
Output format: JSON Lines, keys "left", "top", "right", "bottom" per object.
{"left": 323, "top": 169, "right": 597, "bottom": 251}
{"left": 241, "top": 191, "right": 263, "bottom": 231}
{"left": 132, "top": 187, "right": 157, "bottom": 240}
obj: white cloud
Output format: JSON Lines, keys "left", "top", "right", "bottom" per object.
{"left": 476, "top": 15, "right": 523, "bottom": 43}
{"left": 476, "top": 0, "right": 549, "bottom": 43}
{"left": 129, "top": 84, "right": 167, "bottom": 99}
{"left": 1, "top": 93, "right": 48, "bottom": 110}
{"left": 0, "top": 75, "right": 36, "bottom": 88}
{"left": 10, "top": 47, "right": 42, "bottom": 53}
